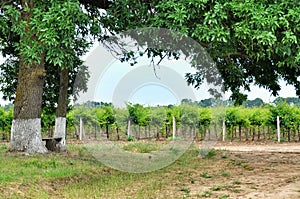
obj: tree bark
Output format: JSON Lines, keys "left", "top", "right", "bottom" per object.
{"left": 9, "top": 0, "right": 47, "bottom": 153}
{"left": 106, "top": 125, "right": 109, "bottom": 139}
{"left": 10, "top": 61, "right": 47, "bottom": 153}
{"left": 53, "top": 68, "right": 69, "bottom": 151}
{"left": 238, "top": 125, "right": 242, "bottom": 141}
{"left": 252, "top": 127, "right": 256, "bottom": 141}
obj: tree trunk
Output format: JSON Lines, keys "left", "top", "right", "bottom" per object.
{"left": 116, "top": 127, "right": 120, "bottom": 140}
{"left": 231, "top": 126, "right": 234, "bottom": 142}
{"left": 238, "top": 125, "right": 242, "bottom": 141}
{"left": 298, "top": 126, "right": 300, "bottom": 141}
{"left": 156, "top": 127, "right": 160, "bottom": 140}
{"left": 9, "top": 0, "right": 47, "bottom": 153}
{"left": 263, "top": 126, "right": 266, "bottom": 140}
{"left": 53, "top": 68, "right": 69, "bottom": 151}
{"left": 10, "top": 58, "right": 46, "bottom": 153}
{"left": 252, "top": 127, "right": 256, "bottom": 141}
{"left": 214, "top": 124, "right": 217, "bottom": 140}
{"left": 245, "top": 128, "right": 249, "bottom": 141}
{"left": 106, "top": 125, "right": 109, "bottom": 139}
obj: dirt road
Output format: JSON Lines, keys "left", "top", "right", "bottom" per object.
{"left": 214, "top": 142, "right": 300, "bottom": 153}
{"left": 207, "top": 142, "right": 300, "bottom": 199}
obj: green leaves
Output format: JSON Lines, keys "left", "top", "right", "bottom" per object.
{"left": 0, "top": 105, "right": 13, "bottom": 133}
{"left": 95, "top": 104, "right": 116, "bottom": 127}
{"left": 104, "top": 0, "right": 300, "bottom": 103}
{"left": 127, "top": 103, "right": 151, "bottom": 127}
{"left": 1, "top": 0, "right": 97, "bottom": 67}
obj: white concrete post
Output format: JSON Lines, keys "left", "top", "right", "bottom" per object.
{"left": 222, "top": 120, "right": 226, "bottom": 141}
{"left": 172, "top": 116, "right": 176, "bottom": 139}
{"left": 277, "top": 116, "right": 280, "bottom": 143}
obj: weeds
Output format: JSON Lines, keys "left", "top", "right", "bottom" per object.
{"left": 121, "top": 142, "right": 160, "bottom": 153}
{"left": 219, "top": 194, "right": 230, "bottom": 199}
{"left": 211, "top": 185, "right": 223, "bottom": 191}
{"left": 221, "top": 171, "right": 230, "bottom": 177}
{"left": 201, "top": 190, "right": 212, "bottom": 198}
{"left": 126, "top": 135, "right": 134, "bottom": 141}
{"left": 200, "top": 172, "right": 213, "bottom": 179}
{"left": 199, "top": 148, "right": 216, "bottom": 158}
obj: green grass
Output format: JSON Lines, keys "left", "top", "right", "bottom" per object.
{"left": 199, "top": 148, "right": 216, "bottom": 158}
{"left": 201, "top": 190, "right": 213, "bottom": 198}
{"left": 219, "top": 194, "right": 230, "bottom": 199}
{"left": 0, "top": 142, "right": 243, "bottom": 198}
{"left": 211, "top": 185, "right": 223, "bottom": 191}
{"left": 200, "top": 172, "right": 214, "bottom": 179}
{"left": 221, "top": 170, "right": 231, "bottom": 177}
{"left": 120, "top": 141, "right": 161, "bottom": 153}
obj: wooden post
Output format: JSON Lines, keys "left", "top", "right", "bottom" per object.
{"left": 172, "top": 116, "right": 176, "bottom": 139}
{"left": 222, "top": 120, "right": 226, "bottom": 141}
{"left": 277, "top": 116, "right": 280, "bottom": 143}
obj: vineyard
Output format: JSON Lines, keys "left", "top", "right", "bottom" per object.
{"left": 1, "top": 98, "right": 300, "bottom": 143}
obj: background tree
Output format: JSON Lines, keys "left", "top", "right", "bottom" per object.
{"left": 127, "top": 103, "right": 151, "bottom": 139}
{"left": 269, "top": 102, "right": 296, "bottom": 141}
{"left": 198, "top": 107, "right": 212, "bottom": 140}
{"left": 0, "top": 105, "right": 13, "bottom": 141}
{"left": 150, "top": 106, "right": 167, "bottom": 139}
{"left": 180, "top": 103, "right": 199, "bottom": 138}
{"left": 244, "top": 98, "right": 264, "bottom": 108}
{"left": 249, "top": 107, "right": 270, "bottom": 141}
{"left": 95, "top": 104, "right": 116, "bottom": 139}
{"left": 165, "top": 105, "right": 182, "bottom": 138}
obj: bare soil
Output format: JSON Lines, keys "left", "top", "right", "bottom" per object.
{"left": 193, "top": 142, "right": 300, "bottom": 199}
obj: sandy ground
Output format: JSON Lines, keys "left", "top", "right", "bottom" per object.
{"left": 214, "top": 142, "right": 300, "bottom": 153}
{"left": 198, "top": 142, "right": 300, "bottom": 199}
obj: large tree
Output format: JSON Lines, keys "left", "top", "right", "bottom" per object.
{"left": 0, "top": 0, "right": 102, "bottom": 153}
{"left": 101, "top": 0, "right": 300, "bottom": 104}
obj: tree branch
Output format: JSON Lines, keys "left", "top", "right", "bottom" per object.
{"left": 0, "top": 0, "right": 14, "bottom": 10}
{"left": 78, "top": 0, "right": 112, "bottom": 9}
{"left": 222, "top": 52, "right": 248, "bottom": 58}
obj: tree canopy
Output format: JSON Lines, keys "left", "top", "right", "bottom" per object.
{"left": 102, "top": 0, "right": 300, "bottom": 104}
{"left": 1, "top": 0, "right": 299, "bottom": 107}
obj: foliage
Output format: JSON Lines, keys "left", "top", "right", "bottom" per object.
{"left": 121, "top": 142, "right": 160, "bottom": 153}
{"left": 181, "top": 103, "right": 199, "bottom": 127}
{"left": 127, "top": 103, "right": 151, "bottom": 127}
{"left": 166, "top": 136, "right": 184, "bottom": 141}
{"left": 94, "top": 104, "right": 115, "bottom": 128}
{"left": 125, "top": 135, "right": 134, "bottom": 142}
{"left": 0, "top": 105, "right": 13, "bottom": 137}
{"left": 268, "top": 102, "right": 299, "bottom": 132}
{"left": 2, "top": 99, "right": 300, "bottom": 141}
{"left": 199, "top": 107, "right": 212, "bottom": 128}
{"left": 102, "top": 0, "right": 300, "bottom": 104}
{"left": 0, "top": 1, "right": 93, "bottom": 118}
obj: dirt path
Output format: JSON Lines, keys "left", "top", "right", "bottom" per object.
{"left": 214, "top": 142, "right": 300, "bottom": 153}
{"left": 207, "top": 142, "right": 300, "bottom": 199}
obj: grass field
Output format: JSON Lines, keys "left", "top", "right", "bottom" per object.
{"left": 0, "top": 141, "right": 299, "bottom": 198}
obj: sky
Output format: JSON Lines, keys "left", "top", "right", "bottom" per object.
{"left": 0, "top": 46, "right": 298, "bottom": 106}
{"left": 77, "top": 44, "right": 298, "bottom": 107}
